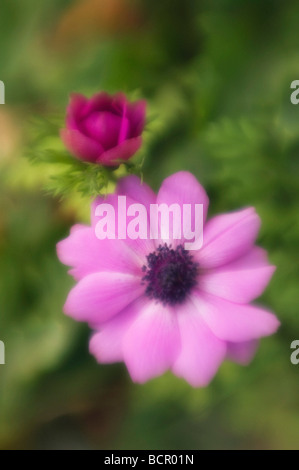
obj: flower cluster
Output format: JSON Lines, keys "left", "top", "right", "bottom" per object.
{"left": 57, "top": 102, "right": 279, "bottom": 387}
{"left": 56, "top": 91, "right": 279, "bottom": 387}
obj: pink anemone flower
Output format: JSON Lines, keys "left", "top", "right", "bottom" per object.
{"left": 57, "top": 172, "right": 279, "bottom": 387}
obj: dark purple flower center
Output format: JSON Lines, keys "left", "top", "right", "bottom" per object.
{"left": 142, "top": 244, "right": 199, "bottom": 306}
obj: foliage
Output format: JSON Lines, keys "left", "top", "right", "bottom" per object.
{"left": 1, "top": 0, "right": 299, "bottom": 450}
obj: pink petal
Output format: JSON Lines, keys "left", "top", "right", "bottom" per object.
{"left": 111, "top": 92, "right": 128, "bottom": 115}
{"left": 82, "top": 111, "right": 122, "bottom": 149}
{"left": 89, "top": 298, "right": 142, "bottom": 363}
{"left": 172, "top": 300, "right": 226, "bottom": 387}
{"left": 118, "top": 115, "right": 129, "bottom": 145}
{"left": 226, "top": 340, "right": 259, "bottom": 365}
{"left": 84, "top": 92, "right": 113, "bottom": 115}
{"left": 200, "top": 247, "right": 276, "bottom": 303}
{"left": 91, "top": 192, "right": 155, "bottom": 257}
{"left": 69, "top": 223, "right": 87, "bottom": 234}
{"left": 57, "top": 226, "right": 143, "bottom": 280}
{"left": 116, "top": 175, "right": 157, "bottom": 254}
{"left": 64, "top": 272, "right": 143, "bottom": 324}
{"left": 60, "top": 128, "right": 103, "bottom": 162}
{"left": 193, "top": 292, "right": 280, "bottom": 342}
{"left": 156, "top": 171, "right": 209, "bottom": 248}
{"left": 118, "top": 100, "right": 129, "bottom": 144}
{"left": 116, "top": 174, "right": 156, "bottom": 210}
{"left": 66, "top": 93, "right": 88, "bottom": 130}
{"left": 123, "top": 300, "right": 180, "bottom": 383}
{"left": 96, "top": 136, "right": 142, "bottom": 166}
{"left": 197, "top": 208, "right": 261, "bottom": 269}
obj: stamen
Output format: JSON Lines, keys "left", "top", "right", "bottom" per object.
{"left": 142, "top": 244, "right": 199, "bottom": 306}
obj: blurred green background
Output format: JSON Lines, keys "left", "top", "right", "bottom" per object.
{"left": 0, "top": 0, "right": 299, "bottom": 450}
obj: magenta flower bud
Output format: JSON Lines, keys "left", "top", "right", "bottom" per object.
{"left": 60, "top": 92, "right": 146, "bottom": 166}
